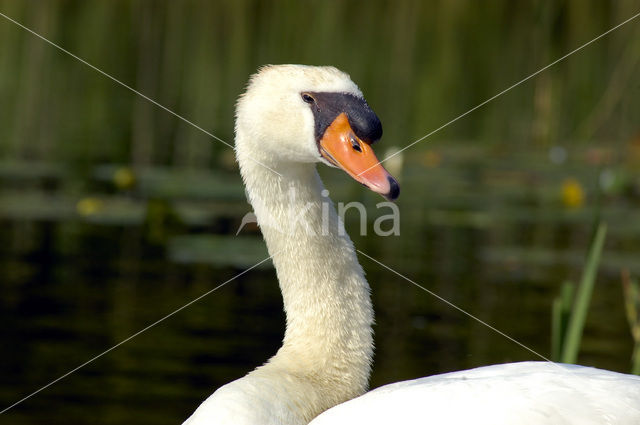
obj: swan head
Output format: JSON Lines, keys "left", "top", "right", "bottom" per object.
{"left": 236, "top": 64, "right": 399, "bottom": 200}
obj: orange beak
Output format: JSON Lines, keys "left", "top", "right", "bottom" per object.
{"left": 319, "top": 113, "right": 399, "bottom": 201}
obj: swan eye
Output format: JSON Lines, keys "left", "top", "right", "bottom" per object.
{"left": 350, "top": 136, "right": 362, "bottom": 152}
{"left": 301, "top": 93, "right": 315, "bottom": 104}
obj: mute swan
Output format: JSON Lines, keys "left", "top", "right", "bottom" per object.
{"left": 183, "top": 65, "right": 640, "bottom": 425}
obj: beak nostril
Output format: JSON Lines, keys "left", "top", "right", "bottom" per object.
{"left": 350, "top": 136, "right": 362, "bottom": 153}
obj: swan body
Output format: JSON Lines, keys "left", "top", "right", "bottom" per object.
{"left": 183, "top": 64, "right": 640, "bottom": 425}
{"left": 310, "top": 361, "right": 640, "bottom": 425}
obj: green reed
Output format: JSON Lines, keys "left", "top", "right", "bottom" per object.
{"left": 551, "top": 222, "right": 607, "bottom": 364}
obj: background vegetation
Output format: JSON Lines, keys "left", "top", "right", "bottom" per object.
{"left": 1, "top": 1, "right": 639, "bottom": 424}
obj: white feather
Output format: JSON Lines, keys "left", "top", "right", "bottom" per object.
{"left": 311, "top": 361, "right": 640, "bottom": 425}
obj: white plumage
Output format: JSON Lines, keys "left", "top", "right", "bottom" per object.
{"left": 311, "top": 361, "right": 640, "bottom": 425}
{"left": 183, "top": 65, "right": 640, "bottom": 425}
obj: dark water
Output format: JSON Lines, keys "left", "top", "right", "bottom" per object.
{"left": 1, "top": 150, "right": 638, "bottom": 425}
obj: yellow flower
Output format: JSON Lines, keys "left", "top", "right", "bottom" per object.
{"left": 76, "top": 197, "right": 103, "bottom": 216}
{"left": 561, "top": 178, "right": 585, "bottom": 208}
{"left": 113, "top": 167, "right": 135, "bottom": 190}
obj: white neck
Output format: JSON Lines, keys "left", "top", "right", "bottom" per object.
{"left": 234, "top": 137, "right": 374, "bottom": 422}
